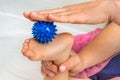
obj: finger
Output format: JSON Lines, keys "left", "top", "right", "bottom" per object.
{"left": 54, "top": 10, "right": 77, "bottom": 16}
{"left": 43, "top": 61, "right": 58, "bottom": 74}
{"left": 48, "top": 11, "right": 87, "bottom": 23}
{"left": 28, "top": 12, "right": 52, "bottom": 22}
{"left": 45, "top": 61, "right": 58, "bottom": 73}
{"left": 23, "top": 12, "right": 37, "bottom": 22}
{"left": 29, "top": 11, "right": 74, "bottom": 22}
{"left": 59, "top": 53, "right": 81, "bottom": 72}
{"left": 48, "top": 9, "right": 106, "bottom": 24}
{"left": 36, "top": 8, "right": 67, "bottom": 14}
{"left": 29, "top": 12, "right": 71, "bottom": 22}
{"left": 42, "top": 64, "right": 56, "bottom": 77}
{"left": 26, "top": 10, "right": 80, "bottom": 23}
{"left": 47, "top": 14, "right": 72, "bottom": 23}
{"left": 23, "top": 11, "right": 30, "bottom": 19}
{"left": 41, "top": 66, "right": 47, "bottom": 77}
{"left": 24, "top": 8, "right": 68, "bottom": 21}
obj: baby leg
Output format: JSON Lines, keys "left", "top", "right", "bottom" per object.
{"left": 22, "top": 32, "right": 74, "bottom": 80}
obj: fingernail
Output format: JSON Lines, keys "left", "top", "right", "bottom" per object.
{"left": 60, "top": 66, "right": 66, "bottom": 72}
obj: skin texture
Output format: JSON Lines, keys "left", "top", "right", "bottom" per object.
{"left": 22, "top": 0, "right": 120, "bottom": 80}
{"left": 41, "top": 22, "right": 120, "bottom": 78}
{"left": 23, "top": 0, "right": 110, "bottom": 24}
{"left": 22, "top": 33, "right": 91, "bottom": 80}
{"left": 23, "top": 0, "right": 120, "bottom": 25}
{"left": 70, "top": 22, "right": 120, "bottom": 75}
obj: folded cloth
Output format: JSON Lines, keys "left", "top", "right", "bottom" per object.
{"left": 90, "top": 54, "right": 120, "bottom": 80}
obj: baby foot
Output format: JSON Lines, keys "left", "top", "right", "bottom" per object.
{"left": 22, "top": 38, "right": 46, "bottom": 60}
{"left": 22, "top": 33, "right": 74, "bottom": 64}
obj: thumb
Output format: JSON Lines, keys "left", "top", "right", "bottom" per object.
{"left": 59, "top": 53, "right": 80, "bottom": 72}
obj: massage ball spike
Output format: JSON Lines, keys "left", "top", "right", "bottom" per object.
{"left": 32, "top": 21, "right": 57, "bottom": 44}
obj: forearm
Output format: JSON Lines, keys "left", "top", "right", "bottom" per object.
{"left": 79, "top": 22, "right": 120, "bottom": 69}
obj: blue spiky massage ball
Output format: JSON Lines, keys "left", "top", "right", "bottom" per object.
{"left": 32, "top": 21, "right": 57, "bottom": 44}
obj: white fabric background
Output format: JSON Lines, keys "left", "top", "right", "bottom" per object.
{"left": 0, "top": 0, "right": 106, "bottom": 80}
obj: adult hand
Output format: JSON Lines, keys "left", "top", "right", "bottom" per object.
{"left": 41, "top": 61, "right": 58, "bottom": 77}
{"left": 23, "top": 0, "right": 119, "bottom": 24}
{"left": 41, "top": 52, "right": 85, "bottom": 77}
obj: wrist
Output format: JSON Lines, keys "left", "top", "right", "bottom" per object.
{"left": 109, "top": 0, "right": 120, "bottom": 25}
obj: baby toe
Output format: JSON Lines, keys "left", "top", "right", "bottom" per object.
{"left": 23, "top": 45, "right": 29, "bottom": 50}
{"left": 21, "top": 48, "right": 26, "bottom": 53}
{"left": 22, "top": 49, "right": 39, "bottom": 61}
{"left": 22, "top": 49, "right": 33, "bottom": 58}
{"left": 21, "top": 44, "right": 29, "bottom": 53}
{"left": 27, "top": 52, "right": 40, "bottom": 61}
{"left": 25, "top": 39, "right": 30, "bottom": 43}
